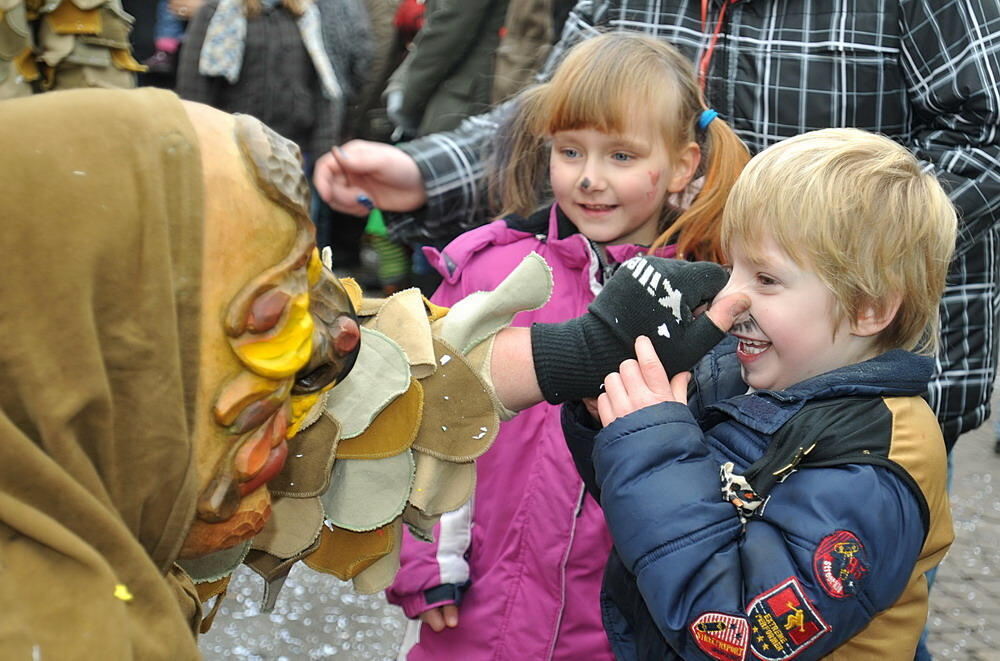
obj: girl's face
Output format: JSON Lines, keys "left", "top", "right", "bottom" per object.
{"left": 549, "top": 120, "right": 698, "bottom": 247}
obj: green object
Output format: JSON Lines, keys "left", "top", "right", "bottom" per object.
{"left": 370, "top": 234, "right": 410, "bottom": 283}
{"left": 364, "top": 208, "right": 388, "bottom": 237}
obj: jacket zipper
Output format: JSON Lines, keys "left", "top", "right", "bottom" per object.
{"left": 545, "top": 482, "right": 588, "bottom": 660}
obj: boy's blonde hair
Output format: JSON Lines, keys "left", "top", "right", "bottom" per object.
{"left": 722, "top": 128, "right": 957, "bottom": 355}
{"left": 492, "top": 32, "right": 749, "bottom": 262}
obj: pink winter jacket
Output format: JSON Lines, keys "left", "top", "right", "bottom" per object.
{"left": 386, "top": 205, "right": 675, "bottom": 660}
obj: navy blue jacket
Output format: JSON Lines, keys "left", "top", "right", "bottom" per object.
{"left": 563, "top": 340, "right": 946, "bottom": 660}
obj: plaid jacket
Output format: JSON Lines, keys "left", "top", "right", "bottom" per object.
{"left": 393, "top": 0, "right": 1000, "bottom": 444}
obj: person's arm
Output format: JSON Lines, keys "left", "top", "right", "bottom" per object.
{"left": 900, "top": 0, "right": 1000, "bottom": 257}
{"left": 385, "top": 502, "right": 472, "bottom": 630}
{"left": 489, "top": 267, "right": 750, "bottom": 413}
{"left": 396, "top": 0, "right": 499, "bottom": 124}
{"left": 383, "top": 1, "right": 607, "bottom": 246}
{"left": 593, "top": 349, "right": 927, "bottom": 658}
{"left": 311, "top": 2, "right": 607, "bottom": 240}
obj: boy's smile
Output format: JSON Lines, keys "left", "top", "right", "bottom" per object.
{"left": 718, "top": 235, "right": 880, "bottom": 391}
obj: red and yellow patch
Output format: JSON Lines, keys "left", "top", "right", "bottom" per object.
{"left": 690, "top": 612, "right": 749, "bottom": 660}
{"left": 812, "top": 530, "right": 868, "bottom": 599}
{"left": 746, "top": 577, "right": 829, "bottom": 660}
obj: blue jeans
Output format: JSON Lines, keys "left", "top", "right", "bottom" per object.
{"left": 155, "top": 0, "right": 186, "bottom": 40}
{"left": 914, "top": 452, "right": 954, "bottom": 660}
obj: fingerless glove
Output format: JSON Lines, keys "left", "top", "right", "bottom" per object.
{"left": 531, "top": 256, "right": 728, "bottom": 403}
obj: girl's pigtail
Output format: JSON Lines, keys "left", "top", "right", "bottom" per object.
{"left": 652, "top": 117, "right": 749, "bottom": 263}
{"left": 488, "top": 86, "right": 551, "bottom": 219}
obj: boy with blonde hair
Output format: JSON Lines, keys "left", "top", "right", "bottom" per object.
{"left": 566, "top": 128, "right": 957, "bottom": 660}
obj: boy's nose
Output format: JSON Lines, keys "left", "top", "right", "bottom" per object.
{"left": 714, "top": 277, "right": 752, "bottom": 324}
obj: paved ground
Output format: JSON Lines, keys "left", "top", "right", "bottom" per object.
{"left": 200, "top": 397, "right": 1000, "bottom": 660}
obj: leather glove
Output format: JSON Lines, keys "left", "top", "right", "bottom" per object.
{"left": 531, "top": 256, "right": 728, "bottom": 403}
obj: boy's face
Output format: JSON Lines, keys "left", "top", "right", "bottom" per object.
{"left": 718, "top": 234, "right": 875, "bottom": 391}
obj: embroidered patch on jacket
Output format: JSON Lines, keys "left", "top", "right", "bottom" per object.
{"left": 690, "top": 612, "right": 749, "bottom": 660}
{"left": 812, "top": 530, "right": 868, "bottom": 598}
{"left": 746, "top": 577, "right": 829, "bottom": 660}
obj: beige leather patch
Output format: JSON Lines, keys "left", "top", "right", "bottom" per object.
{"left": 336, "top": 379, "right": 423, "bottom": 459}
{"left": 244, "top": 538, "right": 321, "bottom": 585}
{"left": 412, "top": 338, "right": 498, "bottom": 461}
{"left": 322, "top": 450, "right": 414, "bottom": 531}
{"left": 249, "top": 495, "right": 325, "bottom": 559}
{"left": 193, "top": 575, "right": 231, "bottom": 603}
{"left": 408, "top": 451, "right": 476, "bottom": 516}
{"left": 176, "top": 540, "right": 251, "bottom": 584}
{"left": 372, "top": 288, "right": 436, "bottom": 378}
{"left": 423, "top": 298, "right": 449, "bottom": 322}
{"left": 303, "top": 518, "right": 399, "bottom": 581}
{"left": 352, "top": 518, "right": 403, "bottom": 594}
{"left": 324, "top": 327, "right": 411, "bottom": 439}
{"left": 431, "top": 252, "right": 552, "bottom": 353}
{"left": 268, "top": 413, "right": 340, "bottom": 498}
{"left": 337, "top": 276, "right": 364, "bottom": 312}
{"left": 356, "top": 294, "right": 387, "bottom": 318}
{"left": 402, "top": 503, "right": 439, "bottom": 543}
{"left": 46, "top": 2, "right": 100, "bottom": 35}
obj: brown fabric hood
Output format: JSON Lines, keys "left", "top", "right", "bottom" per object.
{"left": 0, "top": 88, "right": 205, "bottom": 658}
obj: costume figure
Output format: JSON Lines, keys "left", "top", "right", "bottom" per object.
{"left": 0, "top": 87, "right": 554, "bottom": 655}
{"left": 0, "top": 0, "right": 145, "bottom": 98}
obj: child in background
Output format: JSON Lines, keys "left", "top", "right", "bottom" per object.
{"left": 144, "top": 1, "right": 192, "bottom": 75}
{"left": 576, "top": 129, "right": 956, "bottom": 659}
{"left": 386, "top": 33, "right": 749, "bottom": 660}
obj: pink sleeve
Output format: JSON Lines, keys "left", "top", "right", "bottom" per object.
{"left": 386, "top": 502, "right": 474, "bottom": 618}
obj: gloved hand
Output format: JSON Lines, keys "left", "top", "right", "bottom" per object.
{"left": 531, "top": 256, "right": 729, "bottom": 403}
{"left": 385, "top": 89, "right": 418, "bottom": 141}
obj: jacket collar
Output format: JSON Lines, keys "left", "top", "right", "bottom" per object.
{"left": 543, "top": 204, "right": 676, "bottom": 265}
{"left": 709, "top": 350, "right": 934, "bottom": 435}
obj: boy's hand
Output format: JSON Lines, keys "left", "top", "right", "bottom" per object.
{"left": 595, "top": 294, "right": 750, "bottom": 425}
{"left": 598, "top": 336, "right": 691, "bottom": 426}
{"left": 419, "top": 604, "right": 459, "bottom": 632}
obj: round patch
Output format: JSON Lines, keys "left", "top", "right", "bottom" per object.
{"left": 812, "top": 530, "right": 868, "bottom": 599}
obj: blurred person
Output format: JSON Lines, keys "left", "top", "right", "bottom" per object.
{"left": 0, "top": 0, "right": 145, "bottom": 99}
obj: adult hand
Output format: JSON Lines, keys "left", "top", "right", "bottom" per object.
{"left": 168, "top": 0, "right": 204, "bottom": 19}
{"left": 313, "top": 141, "right": 427, "bottom": 217}
{"left": 596, "top": 292, "right": 750, "bottom": 426}
{"left": 418, "top": 604, "right": 460, "bottom": 632}
{"left": 385, "top": 90, "right": 418, "bottom": 140}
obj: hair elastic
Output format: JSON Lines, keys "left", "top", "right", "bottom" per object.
{"left": 698, "top": 109, "right": 719, "bottom": 131}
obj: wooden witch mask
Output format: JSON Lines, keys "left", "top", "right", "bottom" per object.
{"left": 178, "top": 102, "right": 360, "bottom": 558}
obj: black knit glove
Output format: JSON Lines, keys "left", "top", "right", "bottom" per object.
{"left": 531, "top": 256, "right": 729, "bottom": 403}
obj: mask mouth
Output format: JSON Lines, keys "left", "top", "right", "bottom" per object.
{"left": 292, "top": 273, "right": 361, "bottom": 395}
